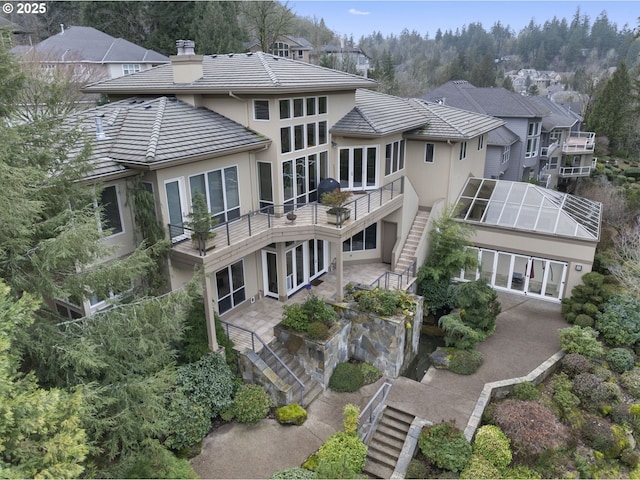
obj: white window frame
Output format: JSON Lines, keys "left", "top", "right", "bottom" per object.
{"left": 253, "top": 99, "right": 270, "bottom": 120}
{"left": 549, "top": 156, "right": 559, "bottom": 169}
{"left": 425, "top": 142, "right": 435, "bottom": 164}
{"left": 525, "top": 121, "right": 541, "bottom": 158}
{"left": 122, "top": 63, "right": 141, "bottom": 75}
{"left": 271, "top": 41, "right": 290, "bottom": 57}
{"left": 478, "top": 134, "right": 484, "bottom": 150}
{"left": 502, "top": 145, "right": 510, "bottom": 164}
{"left": 215, "top": 260, "right": 246, "bottom": 314}
{"left": 188, "top": 165, "right": 240, "bottom": 224}
{"left": 385, "top": 140, "right": 405, "bottom": 176}
{"left": 342, "top": 224, "right": 377, "bottom": 252}
{"left": 459, "top": 141, "right": 468, "bottom": 160}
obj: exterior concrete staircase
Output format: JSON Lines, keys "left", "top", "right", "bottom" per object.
{"left": 260, "top": 340, "right": 324, "bottom": 407}
{"left": 363, "top": 406, "right": 415, "bottom": 478}
{"left": 394, "top": 210, "right": 429, "bottom": 275}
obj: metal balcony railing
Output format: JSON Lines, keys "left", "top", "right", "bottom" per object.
{"left": 559, "top": 158, "right": 597, "bottom": 177}
{"left": 562, "top": 131, "right": 595, "bottom": 153}
{"left": 370, "top": 260, "right": 417, "bottom": 292}
{"left": 168, "top": 177, "right": 405, "bottom": 257}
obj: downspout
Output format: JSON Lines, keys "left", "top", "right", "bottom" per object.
{"left": 447, "top": 139, "right": 455, "bottom": 204}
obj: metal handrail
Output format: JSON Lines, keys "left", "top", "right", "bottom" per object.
{"left": 358, "top": 381, "right": 393, "bottom": 444}
{"left": 370, "top": 259, "right": 417, "bottom": 291}
{"left": 167, "top": 176, "right": 405, "bottom": 255}
{"left": 219, "top": 320, "right": 305, "bottom": 405}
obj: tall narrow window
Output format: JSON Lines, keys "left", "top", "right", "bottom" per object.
{"left": 258, "top": 162, "right": 273, "bottom": 210}
{"left": 98, "top": 185, "right": 123, "bottom": 235}
{"left": 459, "top": 141, "right": 468, "bottom": 160}
{"left": 216, "top": 261, "right": 246, "bottom": 314}
{"left": 281, "top": 127, "right": 291, "bottom": 153}
{"left": 318, "top": 96, "right": 328, "bottom": 114}
{"left": 478, "top": 134, "right": 484, "bottom": 150}
{"left": 425, "top": 143, "right": 435, "bottom": 163}
{"left": 279, "top": 99, "right": 291, "bottom": 119}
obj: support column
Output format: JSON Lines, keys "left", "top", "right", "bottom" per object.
{"left": 203, "top": 273, "right": 220, "bottom": 352}
{"left": 276, "top": 242, "right": 288, "bottom": 302}
{"left": 335, "top": 242, "right": 344, "bottom": 302}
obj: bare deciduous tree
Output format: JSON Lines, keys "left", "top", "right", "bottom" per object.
{"left": 240, "top": 1, "right": 295, "bottom": 53}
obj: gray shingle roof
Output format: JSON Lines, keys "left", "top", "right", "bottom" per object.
{"left": 82, "top": 52, "right": 378, "bottom": 94}
{"left": 422, "top": 81, "right": 547, "bottom": 118}
{"left": 331, "top": 90, "right": 504, "bottom": 139}
{"left": 488, "top": 125, "right": 519, "bottom": 146}
{"left": 331, "top": 90, "right": 428, "bottom": 135}
{"left": 528, "top": 96, "right": 580, "bottom": 131}
{"left": 17, "top": 26, "right": 168, "bottom": 64}
{"left": 68, "top": 97, "right": 269, "bottom": 179}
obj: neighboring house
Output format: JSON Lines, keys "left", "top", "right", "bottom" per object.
{"left": 321, "top": 44, "right": 370, "bottom": 77}
{"left": 422, "top": 80, "right": 596, "bottom": 190}
{"left": 11, "top": 25, "right": 168, "bottom": 80}
{"left": 244, "top": 35, "right": 313, "bottom": 62}
{"left": 528, "top": 95, "right": 596, "bottom": 192}
{"left": 77, "top": 44, "right": 600, "bottom": 353}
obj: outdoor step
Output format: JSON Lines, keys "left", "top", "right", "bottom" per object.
{"left": 379, "top": 414, "right": 412, "bottom": 432}
{"left": 302, "top": 381, "right": 323, "bottom": 406}
{"left": 375, "top": 423, "right": 410, "bottom": 441}
{"left": 366, "top": 442, "right": 402, "bottom": 465}
{"left": 363, "top": 457, "right": 395, "bottom": 479}
{"left": 368, "top": 434, "right": 405, "bottom": 452}
{"left": 383, "top": 406, "right": 415, "bottom": 424}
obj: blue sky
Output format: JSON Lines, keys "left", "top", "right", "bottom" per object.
{"left": 288, "top": 1, "right": 638, "bottom": 40}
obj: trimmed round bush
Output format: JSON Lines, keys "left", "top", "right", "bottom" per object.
{"left": 275, "top": 403, "right": 307, "bottom": 426}
{"left": 472, "top": 425, "right": 512, "bottom": 469}
{"left": 316, "top": 431, "right": 367, "bottom": 475}
{"left": 270, "top": 467, "right": 315, "bottom": 479}
{"left": 231, "top": 384, "right": 272, "bottom": 424}
{"left": 572, "top": 373, "right": 612, "bottom": 407}
{"left": 561, "top": 353, "right": 592, "bottom": 378}
{"left": 493, "top": 400, "right": 569, "bottom": 460}
{"left": 460, "top": 454, "right": 500, "bottom": 479}
{"left": 581, "top": 415, "right": 629, "bottom": 459}
{"left": 595, "top": 296, "right": 640, "bottom": 348}
{"left": 448, "top": 349, "right": 484, "bottom": 375}
{"left": 329, "top": 362, "right": 364, "bottom": 392}
{"left": 405, "top": 458, "right": 428, "bottom": 479}
{"left": 306, "top": 321, "right": 329, "bottom": 340}
{"left": 605, "top": 347, "right": 635, "bottom": 373}
{"left": 621, "top": 449, "right": 640, "bottom": 469}
{"left": 559, "top": 326, "right": 604, "bottom": 359}
{"left": 359, "top": 362, "right": 382, "bottom": 384}
{"left": 112, "top": 439, "right": 199, "bottom": 479}
{"left": 418, "top": 421, "right": 472, "bottom": 473}
{"left": 622, "top": 368, "right": 640, "bottom": 399}
{"left": 164, "top": 390, "right": 212, "bottom": 450}
{"left": 574, "top": 314, "right": 594, "bottom": 328}
{"left": 513, "top": 381, "right": 540, "bottom": 401}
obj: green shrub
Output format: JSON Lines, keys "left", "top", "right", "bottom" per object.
{"left": 558, "top": 326, "right": 604, "bottom": 359}
{"left": 316, "top": 431, "right": 367, "bottom": 476}
{"left": 572, "top": 373, "right": 613, "bottom": 407}
{"left": 561, "top": 353, "right": 592, "bottom": 378}
{"left": 448, "top": 349, "right": 484, "bottom": 375}
{"left": 352, "top": 288, "right": 415, "bottom": 317}
{"left": 307, "top": 321, "right": 329, "bottom": 340}
{"left": 302, "top": 293, "right": 338, "bottom": 325}
{"left": 574, "top": 314, "right": 595, "bottom": 328}
{"left": 231, "top": 384, "right": 272, "bottom": 424}
{"left": 624, "top": 167, "right": 640, "bottom": 179}
{"left": 460, "top": 454, "right": 500, "bottom": 479}
{"left": 501, "top": 465, "right": 542, "bottom": 479}
{"left": 179, "top": 299, "right": 212, "bottom": 364}
{"left": 418, "top": 421, "right": 472, "bottom": 473}
{"left": 275, "top": 403, "right": 307, "bottom": 426}
{"left": 439, "top": 313, "right": 483, "bottom": 350}
{"left": 596, "top": 296, "right": 640, "bottom": 348}
{"left": 281, "top": 294, "right": 337, "bottom": 335}
{"left": 176, "top": 352, "right": 236, "bottom": 418}
{"left": 472, "top": 425, "right": 512, "bottom": 469}
{"left": 405, "top": 458, "right": 428, "bottom": 479}
{"left": 582, "top": 302, "right": 600, "bottom": 317}
{"left": 553, "top": 388, "right": 581, "bottom": 417}
{"left": 342, "top": 403, "right": 360, "bottom": 435}
{"left": 621, "top": 448, "right": 640, "bottom": 468}
{"left": 605, "top": 347, "right": 635, "bottom": 373}
{"left": 164, "top": 390, "right": 212, "bottom": 450}
{"left": 270, "top": 467, "right": 316, "bottom": 479}
{"left": 112, "top": 439, "right": 199, "bottom": 479}
{"left": 329, "top": 362, "right": 364, "bottom": 392}
{"left": 281, "top": 304, "right": 308, "bottom": 332}
{"left": 621, "top": 368, "right": 640, "bottom": 398}
{"left": 455, "top": 279, "right": 501, "bottom": 337}
{"left": 513, "top": 381, "right": 539, "bottom": 401}
{"left": 359, "top": 362, "right": 382, "bottom": 384}
{"left": 581, "top": 415, "right": 628, "bottom": 459}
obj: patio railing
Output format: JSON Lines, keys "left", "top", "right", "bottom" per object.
{"left": 168, "top": 177, "right": 405, "bottom": 256}
{"left": 370, "top": 260, "right": 417, "bottom": 291}
{"left": 358, "top": 381, "right": 393, "bottom": 444}
{"left": 219, "top": 320, "right": 305, "bottom": 405}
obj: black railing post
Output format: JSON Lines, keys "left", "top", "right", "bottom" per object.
{"left": 247, "top": 212, "right": 252, "bottom": 237}
{"left": 226, "top": 223, "right": 230, "bottom": 246}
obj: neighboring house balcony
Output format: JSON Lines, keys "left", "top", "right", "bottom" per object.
{"left": 559, "top": 158, "right": 597, "bottom": 178}
{"left": 562, "top": 131, "right": 595, "bottom": 154}
{"left": 540, "top": 141, "right": 560, "bottom": 159}
{"left": 537, "top": 165, "right": 552, "bottom": 188}
{"left": 169, "top": 177, "right": 405, "bottom": 273}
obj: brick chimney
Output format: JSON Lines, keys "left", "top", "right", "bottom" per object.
{"left": 170, "top": 40, "right": 203, "bottom": 84}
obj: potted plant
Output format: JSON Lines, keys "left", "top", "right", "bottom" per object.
{"left": 186, "top": 191, "right": 217, "bottom": 251}
{"left": 321, "top": 188, "right": 352, "bottom": 225}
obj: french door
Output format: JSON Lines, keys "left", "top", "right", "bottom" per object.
{"left": 165, "top": 178, "right": 188, "bottom": 241}
{"left": 339, "top": 147, "right": 377, "bottom": 190}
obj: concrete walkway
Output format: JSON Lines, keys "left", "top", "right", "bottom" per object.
{"left": 190, "top": 292, "right": 568, "bottom": 479}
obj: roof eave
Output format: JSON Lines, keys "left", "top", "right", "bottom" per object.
{"left": 82, "top": 84, "right": 379, "bottom": 95}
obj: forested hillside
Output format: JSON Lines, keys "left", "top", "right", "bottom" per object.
{"left": 6, "top": 2, "right": 639, "bottom": 98}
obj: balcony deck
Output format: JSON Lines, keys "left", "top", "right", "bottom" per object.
{"left": 559, "top": 158, "right": 597, "bottom": 178}
{"left": 170, "top": 179, "right": 404, "bottom": 271}
{"left": 562, "top": 131, "right": 595, "bottom": 154}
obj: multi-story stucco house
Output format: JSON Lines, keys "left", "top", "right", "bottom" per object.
{"left": 245, "top": 35, "right": 313, "bottom": 63}
{"left": 12, "top": 25, "right": 169, "bottom": 80}
{"left": 422, "top": 80, "right": 596, "bottom": 191}
{"left": 76, "top": 44, "right": 601, "bottom": 353}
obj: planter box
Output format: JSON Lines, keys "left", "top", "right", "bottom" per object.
{"left": 326, "top": 208, "right": 350, "bottom": 225}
